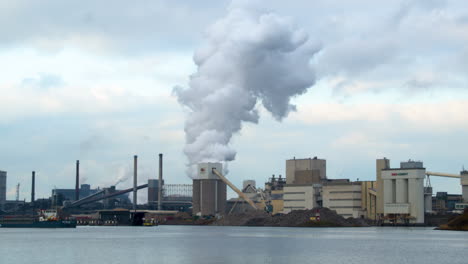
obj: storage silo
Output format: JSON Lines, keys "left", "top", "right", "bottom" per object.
{"left": 192, "top": 163, "right": 226, "bottom": 216}
{"left": 148, "top": 179, "right": 164, "bottom": 204}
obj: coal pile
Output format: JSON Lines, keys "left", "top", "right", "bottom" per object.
{"left": 212, "top": 208, "right": 370, "bottom": 227}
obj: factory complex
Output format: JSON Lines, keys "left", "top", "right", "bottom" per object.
{"left": 1, "top": 156, "right": 468, "bottom": 226}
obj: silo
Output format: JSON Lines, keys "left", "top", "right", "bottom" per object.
{"left": 148, "top": 179, "right": 163, "bottom": 204}
{"left": 192, "top": 163, "right": 226, "bottom": 216}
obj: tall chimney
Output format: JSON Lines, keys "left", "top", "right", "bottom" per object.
{"left": 75, "top": 160, "right": 80, "bottom": 201}
{"left": 31, "top": 171, "right": 35, "bottom": 205}
{"left": 133, "top": 155, "right": 138, "bottom": 211}
{"left": 158, "top": 153, "right": 163, "bottom": 210}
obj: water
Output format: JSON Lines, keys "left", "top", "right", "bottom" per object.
{"left": 1, "top": 226, "right": 467, "bottom": 264}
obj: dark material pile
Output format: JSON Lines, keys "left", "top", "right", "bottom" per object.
{"left": 212, "top": 208, "right": 370, "bottom": 227}
{"left": 438, "top": 209, "right": 468, "bottom": 231}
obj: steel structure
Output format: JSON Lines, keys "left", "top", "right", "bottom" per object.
{"left": 164, "top": 184, "right": 192, "bottom": 198}
{"left": 212, "top": 168, "right": 258, "bottom": 210}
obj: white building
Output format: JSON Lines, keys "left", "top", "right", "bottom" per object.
{"left": 282, "top": 185, "right": 319, "bottom": 213}
{"left": 322, "top": 181, "right": 365, "bottom": 219}
{"left": 381, "top": 167, "right": 426, "bottom": 224}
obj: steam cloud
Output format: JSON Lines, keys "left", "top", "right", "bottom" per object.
{"left": 174, "top": 1, "right": 320, "bottom": 177}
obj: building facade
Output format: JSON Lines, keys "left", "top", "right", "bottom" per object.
{"left": 282, "top": 185, "right": 319, "bottom": 213}
{"left": 322, "top": 181, "right": 365, "bottom": 219}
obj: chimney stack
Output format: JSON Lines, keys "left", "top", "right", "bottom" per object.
{"left": 133, "top": 155, "right": 138, "bottom": 211}
{"left": 75, "top": 160, "right": 80, "bottom": 201}
{"left": 158, "top": 153, "right": 163, "bottom": 210}
{"left": 31, "top": 171, "right": 35, "bottom": 205}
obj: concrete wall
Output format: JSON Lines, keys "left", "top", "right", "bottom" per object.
{"left": 286, "top": 158, "right": 326, "bottom": 184}
{"left": 0, "top": 171, "right": 6, "bottom": 204}
{"left": 382, "top": 168, "right": 425, "bottom": 224}
{"left": 322, "top": 183, "right": 364, "bottom": 218}
{"left": 282, "top": 185, "right": 316, "bottom": 213}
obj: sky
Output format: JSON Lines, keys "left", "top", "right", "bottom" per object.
{"left": 1, "top": 0, "right": 467, "bottom": 201}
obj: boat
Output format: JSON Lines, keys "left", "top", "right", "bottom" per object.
{"left": 0, "top": 209, "right": 77, "bottom": 228}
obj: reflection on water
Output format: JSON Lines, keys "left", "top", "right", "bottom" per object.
{"left": 1, "top": 226, "right": 467, "bottom": 264}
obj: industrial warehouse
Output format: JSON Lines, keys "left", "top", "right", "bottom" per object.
{"left": 1, "top": 155, "right": 467, "bottom": 226}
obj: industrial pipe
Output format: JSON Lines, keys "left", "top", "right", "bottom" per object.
{"left": 212, "top": 168, "right": 258, "bottom": 210}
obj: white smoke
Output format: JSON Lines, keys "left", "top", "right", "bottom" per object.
{"left": 114, "top": 166, "right": 130, "bottom": 187}
{"left": 174, "top": 0, "right": 320, "bottom": 177}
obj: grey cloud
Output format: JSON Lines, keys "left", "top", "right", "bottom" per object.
{"left": 0, "top": 0, "right": 229, "bottom": 54}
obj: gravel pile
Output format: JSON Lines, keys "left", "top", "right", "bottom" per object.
{"left": 212, "top": 208, "right": 369, "bottom": 227}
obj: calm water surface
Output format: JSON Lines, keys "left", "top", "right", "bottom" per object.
{"left": 1, "top": 226, "right": 467, "bottom": 264}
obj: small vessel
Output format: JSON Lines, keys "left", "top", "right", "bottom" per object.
{"left": 0, "top": 209, "right": 77, "bottom": 228}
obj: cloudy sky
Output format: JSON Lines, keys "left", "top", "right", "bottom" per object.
{"left": 1, "top": 0, "right": 467, "bottom": 201}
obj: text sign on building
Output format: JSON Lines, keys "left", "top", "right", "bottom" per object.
{"left": 391, "top": 173, "right": 409, "bottom": 176}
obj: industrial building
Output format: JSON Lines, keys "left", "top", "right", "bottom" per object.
{"left": 282, "top": 184, "right": 320, "bottom": 213}
{"left": 432, "top": 192, "right": 463, "bottom": 212}
{"left": 0, "top": 171, "right": 6, "bottom": 206}
{"left": 192, "top": 163, "right": 227, "bottom": 216}
{"left": 52, "top": 184, "right": 100, "bottom": 202}
{"left": 281, "top": 157, "right": 327, "bottom": 213}
{"left": 52, "top": 184, "right": 131, "bottom": 208}
{"left": 147, "top": 179, "right": 164, "bottom": 206}
{"left": 160, "top": 184, "right": 192, "bottom": 211}
{"left": 381, "top": 161, "right": 426, "bottom": 224}
{"left": 462, "top": 170, "right": 468, "bottom": 202}
{"left": 286, "top": 157, "right": 326, "bottom": 184}
{"left": 264, "top": 175, "right": 286, "bottom": 214}
{"left": 227, "top": 181, "right": 262, "bottom": 214}
{"left": 322, "top": 180, "right": 364, "bottom": 218}
{"left": 375, "top": 158, "right": 389, "bottom": 221}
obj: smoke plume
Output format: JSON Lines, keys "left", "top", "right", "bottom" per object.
{"left": 174, "top": 1, "right": 320, "bottom": 177}
{"left": 114, "top": 166, "right": 130, "bottom": 187}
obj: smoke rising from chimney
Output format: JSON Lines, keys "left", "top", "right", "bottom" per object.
{"left": 174, "top": 1, "right": 320, "bottom": 177}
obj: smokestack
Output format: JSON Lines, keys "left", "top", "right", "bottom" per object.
{"left": 158, "top": 153, "right": 163, "bottom": 210}
{"left": 31, "top": 171, "right": 35, "bottom": 205}
{"left": 133, "top": 155, "right": 137, "bottom": 211}
{"left": 75, "top": 160, "right": 80, "bottom": 201}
